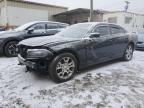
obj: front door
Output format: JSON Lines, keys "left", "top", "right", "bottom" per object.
{"left": 26, "top": 23, "right": 46, "bottom": 38}
{"left": 86, "top": 24, "right": 113, "bottom": 65}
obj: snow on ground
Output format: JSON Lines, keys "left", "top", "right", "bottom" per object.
{"left": 0, "top": 51, "right": 144, "bottom": 108}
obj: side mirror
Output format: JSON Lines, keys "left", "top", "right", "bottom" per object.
{"left": 27, "top": 28, "right": 34, "bottom": 34}
{"left": 89, "top": 32, "right": 100, "bottom": 38}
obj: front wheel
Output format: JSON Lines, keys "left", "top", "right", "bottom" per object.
{"left": 49, "top": 53, "right": 78, "bottom": 83}
{"left": 4, "top": 41, "right": 18, "bottom": 57}
{"left": 123, "top": 44, "right": 134, "bottom": 61}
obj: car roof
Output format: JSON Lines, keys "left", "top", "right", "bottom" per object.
{"left": 27, "top": 21, "right": 69, "bottom": 25}
{"left": 77, "top": 22, "right": 126, "bottom": 30}
{"left": 78, "top": 22, "right": 121, "bottom": 26}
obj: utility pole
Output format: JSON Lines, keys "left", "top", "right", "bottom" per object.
{"left": 124, "top": 1, "right": 130, "bottom": 12}
{"left": 90, "top": 0, "right": 93, "bottom": 22}
{"left": 4, "top": 0, "right": 9, "bottom": 29}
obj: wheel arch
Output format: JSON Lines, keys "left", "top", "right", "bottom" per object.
{"left": 128, "top": 41, "right": 135, "bottom": 50}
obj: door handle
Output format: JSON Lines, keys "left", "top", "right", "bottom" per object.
{"left": 42, "top": 31, "right": 46, "bottom": 34}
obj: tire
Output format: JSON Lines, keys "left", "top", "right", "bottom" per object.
{"left": 123, "top": 44, "right": 134, "bottom": 61}
{"left": 4, "top": 41, "right": 19, "bottom": 57}
{"left": 49, "top": 53, "right": 78, "bottom": 83}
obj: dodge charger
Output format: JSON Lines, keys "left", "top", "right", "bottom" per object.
{"left": 18, "top": 22, "right": 137, "bottom": 83}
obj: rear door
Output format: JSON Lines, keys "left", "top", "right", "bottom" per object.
{"left": 45, "top": 23, "right": 60, "bottom": 36}
{"left": 109, "top": 24, "right": 128, "bottom": 57}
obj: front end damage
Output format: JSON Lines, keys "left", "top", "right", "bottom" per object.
{"left": 17, "top": 45, "right": 54, "bottom": 73}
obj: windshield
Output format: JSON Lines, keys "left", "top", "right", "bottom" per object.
{"left": 56, "top": 23, "right": 93, "bottom": 38}
{"left": 14, "top": 22, "right": 35, "bottom": 31}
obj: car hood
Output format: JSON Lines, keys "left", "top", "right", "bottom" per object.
{"left": 19, "top": 35, "right": 80, "bottom": 47}
{"left": 0, "top": 30, "right": 24, "bottom": 38}
{"left": 138, "top": 34, "right": 144, "bottom": 42}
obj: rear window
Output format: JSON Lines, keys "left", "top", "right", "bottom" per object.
{"left": 110, "top": 25, "right": 126, "bottom": 34}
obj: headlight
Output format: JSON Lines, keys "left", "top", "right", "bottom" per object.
{"left": 27, "top": 49, "right": 53, "bottom": 58}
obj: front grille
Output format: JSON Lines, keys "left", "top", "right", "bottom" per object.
{"left": 18, "top": 45, "right": 28, "bottom": 58}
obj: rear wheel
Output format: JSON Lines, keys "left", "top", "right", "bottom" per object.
{"left": 4, "top": 41, "right": 18, "bottom": 57}
{"left": 123, "top": 44, "right": 134, "bottom": 61}
{"left": 49, "top": 53, "right": 77, "bottom": 83}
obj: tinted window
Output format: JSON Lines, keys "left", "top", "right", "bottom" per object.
{"left": 46, "top": 23, "right": 58, "bottom": 29}
{"left": 30, "top": 23, "right": 45, "bottom": 30}
{"left": 111, "top": 26, "right": 126, "bottom": 34}
{"left": 94, "top": 26, "right": 109, "bottom": 36}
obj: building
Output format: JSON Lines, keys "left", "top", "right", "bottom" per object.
{"left": 53, "top": 8, "right": 104, "bottom": 24}
{"left": 0, "top": 0, "right": 68, "bottom": 28}
{"left": 103, "top": 11, "right": 144, "bottom": 32}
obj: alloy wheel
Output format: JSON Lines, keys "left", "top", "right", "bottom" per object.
{"left": 56, "top": 57, "right": 75, "bottom": 80}
{"left": 7, "top": 43, "right": 17, "bottom": 56}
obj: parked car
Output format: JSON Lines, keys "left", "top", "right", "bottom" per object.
{"left": 0, "top": 28, "right": 5, "bottom": 32}
{"left": 136, "top": 31, "right": 144, "bottom": 50}
{"left": 0, "top": 21, "right": 68, "bottom": 57}
{"left": 18, "top": 22, "right": 137, "bottom": 83}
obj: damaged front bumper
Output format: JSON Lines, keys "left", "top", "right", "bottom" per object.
{"left": 18, "top": 54, "right": 36, "bottom": 69}
{"left": 18, "top": 54, "right": 51, "bottom": 72}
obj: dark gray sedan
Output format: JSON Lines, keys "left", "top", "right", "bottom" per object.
{"left": 18, "top": 22, "right": 137, "bottom": 82}
{"left": 0, "top": 21, "right": 68, "bottom": 57}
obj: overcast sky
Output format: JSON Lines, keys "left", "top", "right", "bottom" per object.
{"left": 29, "top": 0, "right": 144, "bottom": 13}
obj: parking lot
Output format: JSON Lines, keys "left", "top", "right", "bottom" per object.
{"left": 0, "top": 50, "right": 144, "bottom": 108}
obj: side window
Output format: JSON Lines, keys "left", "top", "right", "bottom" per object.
{"left": 93, "top": 26, "right": 109, "bottom": 36}
{"left": 111, "top": 26, "right": 126, "bottom": 34}
{"left": 31, "top": 23, "right": 45, "bottom": 30}
{"left": 46, "top": 23, "right": 58, "bottom": 29}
